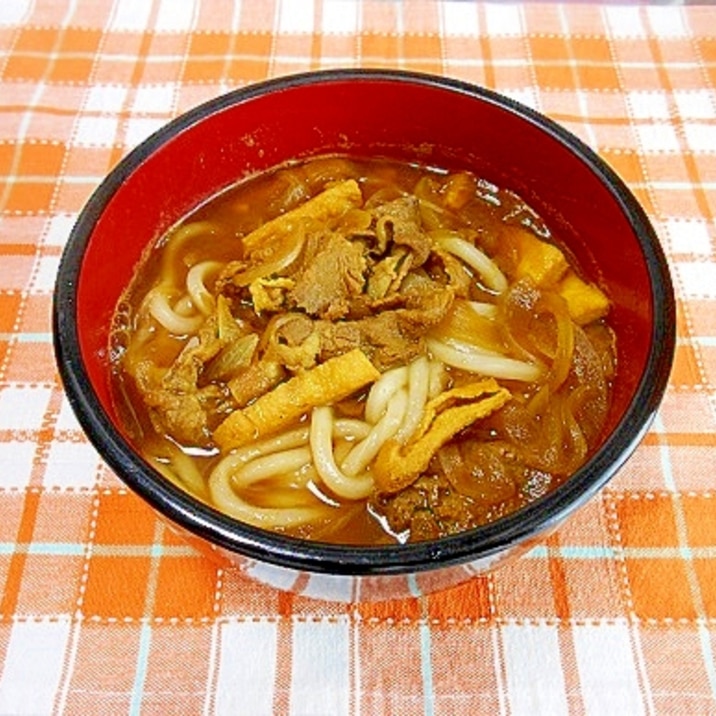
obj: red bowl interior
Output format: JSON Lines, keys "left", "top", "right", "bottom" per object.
{"left": 76, "top": 73, "right": 653, "bottom": 445}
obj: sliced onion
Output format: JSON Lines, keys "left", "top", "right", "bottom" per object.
{"left": 435, "top": 234, "right": 508, "bottom": 293}
{"left": 232, "top": 228, "right": 305, "bottom": 286}
{"left": 427, "top": 338, "right": 541, "bottom": 382}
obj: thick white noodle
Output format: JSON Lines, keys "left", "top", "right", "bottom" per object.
{"left": 468, "top": 301, "right": 499, "bottom": 319}
{"left": 160, "top": 221, "right": 217, "bottom": 267}
{"left": 332, "top": 439, "right": 354, "bottom": 465}
{"left": 153, "top": 449, "right": 206, "bottom": 498}
{"left": 207, "top": 420, "right": 372, "bottom": 526}
{"left": 173, "top": 294, "right": 196, "bottom": 317}
{"left": 147, "top": 287, "right": 203, "bottom": 335}
{"left": 437, "top": 235, "right": 508, "bottom": 294}
{"left": 427, "top": 338, "right": 541, "bottom": 382}
{"left": 427, "top": 360, "right": 447, "bottom": 399}
{"left": 365, "top": 366, "right": 408, "bottom": 424}
{"left": 231, "top": 446, "right": 312, "bottom": 485}
{"left": 394, "top": 356, "right": 430, "bottom": 444}
{"left": 223, "top": 426, "right": 310, "bottom": 465}
{"left": 209, "top": 443, "right": 324, "bottom": 529}
{"left": 282, "top": 464, "right": 317, "bottom": 490}
{"left": 341, "top": 388, "right": 408, "bottom": 477}
{"left": 186, "top": 260, "right": 223, "bottom": 316}
{"left": 166, "top": 220, "right": 216, "bottom": 246}
{"left": 333, "top": 418, "right": 372, "bottom": 441}
{"left": 310, "top": 407, "right": 374, "bottom": 500}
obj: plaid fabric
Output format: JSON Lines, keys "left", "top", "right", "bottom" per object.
{"left": 1, "top": 0, "right": 715, "bottom": 713}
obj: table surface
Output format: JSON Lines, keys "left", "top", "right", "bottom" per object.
{"left": 1, "top": 1, "right": 715, "bottom": 714}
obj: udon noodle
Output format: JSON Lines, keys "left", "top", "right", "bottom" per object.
{"left": 110, "top": 155, "right": 616, "bottom": 544}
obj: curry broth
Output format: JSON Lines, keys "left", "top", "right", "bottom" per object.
{"left": 110, "top": 154, "right": 615, "bottom": 545}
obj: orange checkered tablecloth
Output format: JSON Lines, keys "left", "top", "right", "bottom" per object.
{"left": 1, "top": 1, "right": 715, "bottom": 714}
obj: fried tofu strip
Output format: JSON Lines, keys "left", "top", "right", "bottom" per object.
{"left": 557, "top": 270, "right": 610, "bottom": 325}
{"left": 241, "top": 179, "right": 364, "bottom": 252}
{"left": 213, "top": 348, "right": 380, "bottom": 450}
{"left": 374, "top": 378, "right": 511, "bottom": 494}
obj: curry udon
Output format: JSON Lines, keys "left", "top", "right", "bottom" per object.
{"left": 110, "top": 155, "right": 616, "bottom": 544}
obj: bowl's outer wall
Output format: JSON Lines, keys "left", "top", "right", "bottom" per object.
{"left": 76, "top": 76, "right": 652, "bottom": 438}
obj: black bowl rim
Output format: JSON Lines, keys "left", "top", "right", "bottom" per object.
{"left": 53, "top": 68, "right": 676, "bottom": 576}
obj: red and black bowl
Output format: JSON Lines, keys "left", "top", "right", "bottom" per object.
{"left": 53, "top": 69, "right": 675, "bottom": 602}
